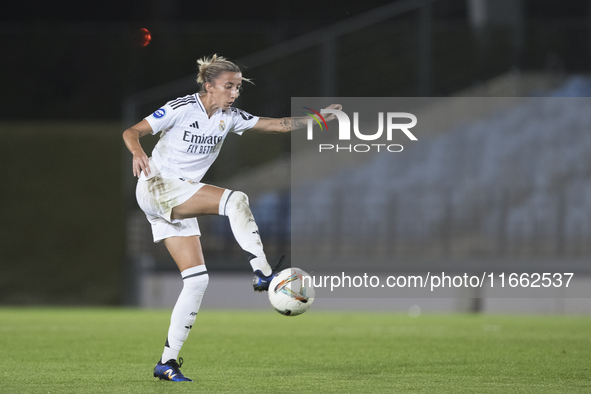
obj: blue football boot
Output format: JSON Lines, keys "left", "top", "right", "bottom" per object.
{"left": 153, "top": 357, "right": 192, "bottom": 382}
{"left": 253, "top": 256, "right": 285, "bottom": 292}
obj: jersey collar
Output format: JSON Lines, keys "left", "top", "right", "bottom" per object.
{"left": 196, "top": 93, "right": 227, "bottom": 118}
{"left": 195, "top": 93, "right": 206, "bottom": 113}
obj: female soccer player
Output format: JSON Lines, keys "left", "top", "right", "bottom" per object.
{"left": 123, "top": 54, "right": 340, "bottom": 382}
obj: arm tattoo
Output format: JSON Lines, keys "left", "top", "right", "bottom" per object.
{"left": 280, "top": 116, "right": 306, "bottom": 131}
{"left": 257, "top": 116, "right": 309, "bottom": 133}
{"left": 291, "top": 117, "right": 306, "bottom": 130}
{"left": 280, "top": 117, "right": 291, "bottom": 131}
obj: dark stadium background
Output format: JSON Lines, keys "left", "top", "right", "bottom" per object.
{"left": 2, "top": 0, "right": 591, "bottom": 305}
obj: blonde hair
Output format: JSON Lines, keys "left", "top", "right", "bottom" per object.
{"left": 196, "top": 54, "right": 252, "bottom": 94}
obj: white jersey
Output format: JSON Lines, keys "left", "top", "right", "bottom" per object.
{"left": 143, "top": 93, "right": 259, "bottom": 181}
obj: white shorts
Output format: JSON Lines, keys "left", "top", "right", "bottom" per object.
{"left": 136, "top": 172, "right": 205, "bottom": 243}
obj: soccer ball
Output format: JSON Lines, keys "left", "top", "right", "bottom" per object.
{"left": 268, "top": 267, "right": 315, "bottom": 316}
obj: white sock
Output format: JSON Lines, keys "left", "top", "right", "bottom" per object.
{"left": 161, "top": 265, "right": 209, "bottom": 363}
{"left": 219, "top": 190, "right": 272, "bottom": 276}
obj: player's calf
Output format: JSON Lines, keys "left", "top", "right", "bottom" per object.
{"left": 219, "top": 189, "right": 272, "bottom": 276}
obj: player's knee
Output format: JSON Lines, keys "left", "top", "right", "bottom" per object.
{"left": 220, "top": 189, "right": 251, "bottom": 216}
{"left": 230, "top": 191, "right": 249, "bottom": 206}
{"left": 183, "top": 270, "right": 209, "bottom": 292}
{"left": 227, "top": 191, "right": 250, "bottom": 212}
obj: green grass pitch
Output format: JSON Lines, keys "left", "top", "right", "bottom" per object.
{"left": 1, "top": 308, "right": 590, "bottom": 393}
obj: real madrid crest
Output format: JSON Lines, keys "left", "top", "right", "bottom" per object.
{"left": 219, "top": 120, "right": 226, "bottom": 131}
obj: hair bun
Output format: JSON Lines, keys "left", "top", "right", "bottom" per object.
{"left": 195, "top": 54, "right": 252, "bottom": 93}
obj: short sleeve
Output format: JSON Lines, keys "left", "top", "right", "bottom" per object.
{"left": 229, "top": 108, "right": 260, "bottom": 135}
{"left": 144, "top": 103, "right": 181, "bottom": 135}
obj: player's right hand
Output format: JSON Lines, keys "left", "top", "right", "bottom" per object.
{"left": 132, "top": 150, "right": 150, "bottom": 178}
{"left": 322, "top": 104, "right": 343, "bottom": 122}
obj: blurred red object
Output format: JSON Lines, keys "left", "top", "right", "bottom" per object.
{"left": 135, "top": 28, "right": 151, "bottom": 47}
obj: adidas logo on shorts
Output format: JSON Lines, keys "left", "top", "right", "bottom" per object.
{"left": 189, "top": 121, "right": 199, "bottom": 128}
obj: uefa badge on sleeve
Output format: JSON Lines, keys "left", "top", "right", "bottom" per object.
{"left": 153, "top": 108, "right": 166, "bottom": 119}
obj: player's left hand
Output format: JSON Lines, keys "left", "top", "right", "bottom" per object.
{"left": 322, "top": 104, "right": 343, "bottom": 122}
